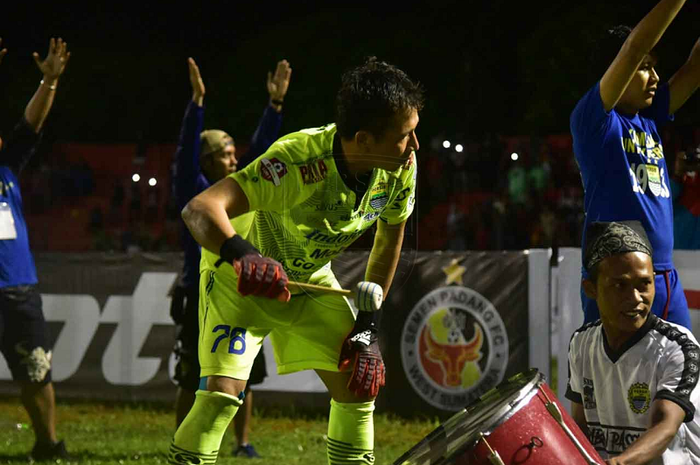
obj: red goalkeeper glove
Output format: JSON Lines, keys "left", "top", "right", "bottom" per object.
{"left": 338, "top": 310, "right": 385, "bottom": 397}
{"left": 219, "top": 236, "right": 290, "bottom": 302}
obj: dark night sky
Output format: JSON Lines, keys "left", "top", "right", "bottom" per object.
{"left": 0, "top": 1, "right": 698, "bottom": 145}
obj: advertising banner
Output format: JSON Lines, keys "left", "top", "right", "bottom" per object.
{"left": 1, "top": 251, "right": 543, "bottom": 418}
{"left": 332, "top": 251, "right": 531, "bottom": 417}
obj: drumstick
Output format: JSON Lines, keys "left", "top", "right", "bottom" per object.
{"left": 287, "top": 281, "right": 352, "bottom": 296}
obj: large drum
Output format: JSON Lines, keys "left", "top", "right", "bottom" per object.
{"left": 393, "top": 369, "right": 604, "bottom": 465}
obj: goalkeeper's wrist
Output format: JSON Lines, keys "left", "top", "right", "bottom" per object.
{"left": 356, "top": 308, "right": 382, "bottom": 331}
{"left": 220, "top": 235, "right": 260, "bottom": 262}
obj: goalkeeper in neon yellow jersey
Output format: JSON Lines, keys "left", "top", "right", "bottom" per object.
{"left": 168, "top": 57, "right": 422, "bottom": 465}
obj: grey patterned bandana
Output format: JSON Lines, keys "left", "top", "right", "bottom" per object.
{"left": 584, "top": 221, "right": 653, "bottom": 271}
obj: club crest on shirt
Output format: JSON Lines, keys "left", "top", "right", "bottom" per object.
{"left": 369, "top": 192, "right": 389, "bottom": 211}
{"left": 260, "top": 158, "right": 288, "bottom": 186}
{"left": 627, "top": 382, "right": 651, "bottom": 414}
{"left": 583, "top": 378, "right": 596, "bottom": 409}
{"left": 299, "top": 159, "right": 328, "bottom": 185}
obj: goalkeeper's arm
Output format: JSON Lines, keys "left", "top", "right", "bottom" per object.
{"left": 364, "top": 219, "right": 407, "bottom": 300}
{"left": 181, "top": 177, "right": 250, "bottom": 257}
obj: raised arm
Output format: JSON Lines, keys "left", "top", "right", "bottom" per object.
{"left": 24, "top": 37, "right": 70, "bottom": 133}
{"left": 239, "top": 60, "right": 292, "bottom": 170}
{"left": 668, "top": 38, "right": 700, "bottom": 114}
{"left": 267, "top": 59, "right": 292, "bottom": 113}
{"left": 189, "top": 57, "right": 205, "bottom": 107}
{"left": 600, "top": 0, "right": 686, "bottom": 111}
{"left": 608, "top": 399, "right": 685, "bottom": 465}
{"left": 173, "top": 58, "right": 207, "bottom": 209}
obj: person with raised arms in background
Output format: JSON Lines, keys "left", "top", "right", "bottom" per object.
{"left": 170, "top": 56, "right": 292, "bottom": 458}
{"left": 0, "top": 37, "right": 72, "bottom": 462}
{"left": 570, "top": 0, "right": 700, "bottom": 329}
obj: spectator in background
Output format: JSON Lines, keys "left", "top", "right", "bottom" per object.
{"left": 671, "top": 144, "right": 700, "bottom": 249}
{"left": 506, "top": 152, "right": 528, "bottom": 205}
{"left": 480, "top": 132, "right": 503, "bottom": 192}
{"left": 128, "top": 178, "right": 142, "bottom": 224}
{"left": 0, "top": 38, "right": 72, "bottom": 461}
{"left": 528, "top": 142, "right": 551, "bottom": 200}
{"left": 570, "top": 0, "right": 700, "bottom": 328}
{"left": 445, "top": 201, "right": 466, "bottom": 250}
{"left": 108, "top": 179, "right": 125, "bottom": 226}
{"left": 170, "top": 57, "right": 291, "bottom": 459}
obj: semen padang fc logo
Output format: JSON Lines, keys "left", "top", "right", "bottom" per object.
{"left": 401, "top": 260, "right": 509, "bottom": 411}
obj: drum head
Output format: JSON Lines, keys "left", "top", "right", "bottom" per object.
{"left": 393, "top": 369, "right": 543, "bottom": 465}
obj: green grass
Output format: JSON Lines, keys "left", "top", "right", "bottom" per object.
{"left": 0, "top": 398, "right": 438, "bottom": 464}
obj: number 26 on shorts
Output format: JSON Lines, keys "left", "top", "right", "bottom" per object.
{"left": 210, "top": 325, "right": 247, "bottom": 354}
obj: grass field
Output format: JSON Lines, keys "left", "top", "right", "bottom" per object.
{"left": 0, "top": 398, "right": 438, "bottom": 464}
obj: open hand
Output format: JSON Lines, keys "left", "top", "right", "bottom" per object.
{"left": 267, "top": 59, "right": 292, "bottom": 102}
{"left": 33, "top": 37, "right": 70, "bottom": 81}
{"left": 188, "top": 57, "right": 205, "bottom": 105}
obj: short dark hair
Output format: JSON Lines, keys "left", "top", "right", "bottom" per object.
{"left": 335, "top": 57, "right": 424, "bottom": 139}
{"left": 590, "top": 25, "right": 659, "bottom": 78}
{"left": 590, "top": 25, "right": 632, "bottom": 77}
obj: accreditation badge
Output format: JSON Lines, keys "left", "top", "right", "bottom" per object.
{"left": 0, "top": 202, "right": 18, "bottom": 240}
{"left": 645, "top": 164, "right": 662, "bottom": 196}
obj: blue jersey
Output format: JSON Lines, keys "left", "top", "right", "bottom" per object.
{"left": 571, "top": 82, "right": 674, "bottom": 270}
{"left": 173, "top": 101, "right": 283, "bottom": 288}
{"left": 0, "top": 119, "right": 41, "bottom": 288}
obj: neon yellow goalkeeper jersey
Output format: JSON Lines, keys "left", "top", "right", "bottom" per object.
{"left": 201, "top": 123, "right": 417, "bottom": 284}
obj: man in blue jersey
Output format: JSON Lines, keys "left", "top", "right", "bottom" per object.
{"left": 570, "top": 0, "right": 700, "bottom": 328}
{"left": 170, "top": 57, "right": 291, "bottom": 458}
{"left": 0, "top": 38, "right": 72, "bottom": 461}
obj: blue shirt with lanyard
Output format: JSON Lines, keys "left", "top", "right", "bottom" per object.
{"left": 0, "top": 119, "right": 41, "bottom": 288}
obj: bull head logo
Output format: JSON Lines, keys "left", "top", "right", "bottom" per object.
{"left": 422, "top": 323, "right": 483, "bottom": 387}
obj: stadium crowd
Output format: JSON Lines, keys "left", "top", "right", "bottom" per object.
{"left": 18, "top": 129, "right": 700, "bottom": 254}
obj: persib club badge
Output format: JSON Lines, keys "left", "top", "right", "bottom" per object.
{"left": 628, "top": 383, "right": 651, "bottom": 414}
{"left": 401, "top": 259, "right": 509, "bottom": 411}
{"left": 369, "top": 192, "right": 388, "bottom": 211}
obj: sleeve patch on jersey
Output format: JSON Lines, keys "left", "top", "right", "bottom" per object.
{"left": 260, "top": 158, "right": 288, "bottom": 186}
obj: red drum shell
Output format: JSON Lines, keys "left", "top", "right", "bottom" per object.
{"left": 392, "top": 370, "right": 605, "bottom": 465}
{"left": 456, "top": 382, "right": 604, "bottom": 464}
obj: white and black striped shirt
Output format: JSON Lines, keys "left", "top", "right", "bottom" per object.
{"left": 566, "top": 314, "right": 700, "bottom": 464}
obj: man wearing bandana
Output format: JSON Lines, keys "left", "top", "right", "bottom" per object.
{"left": 567, "top": 221, "right": 700, "bottom": 464}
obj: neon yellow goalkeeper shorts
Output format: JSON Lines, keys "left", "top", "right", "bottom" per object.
{"left": 198, "top": 268, "right": 355, "bottom": 380}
